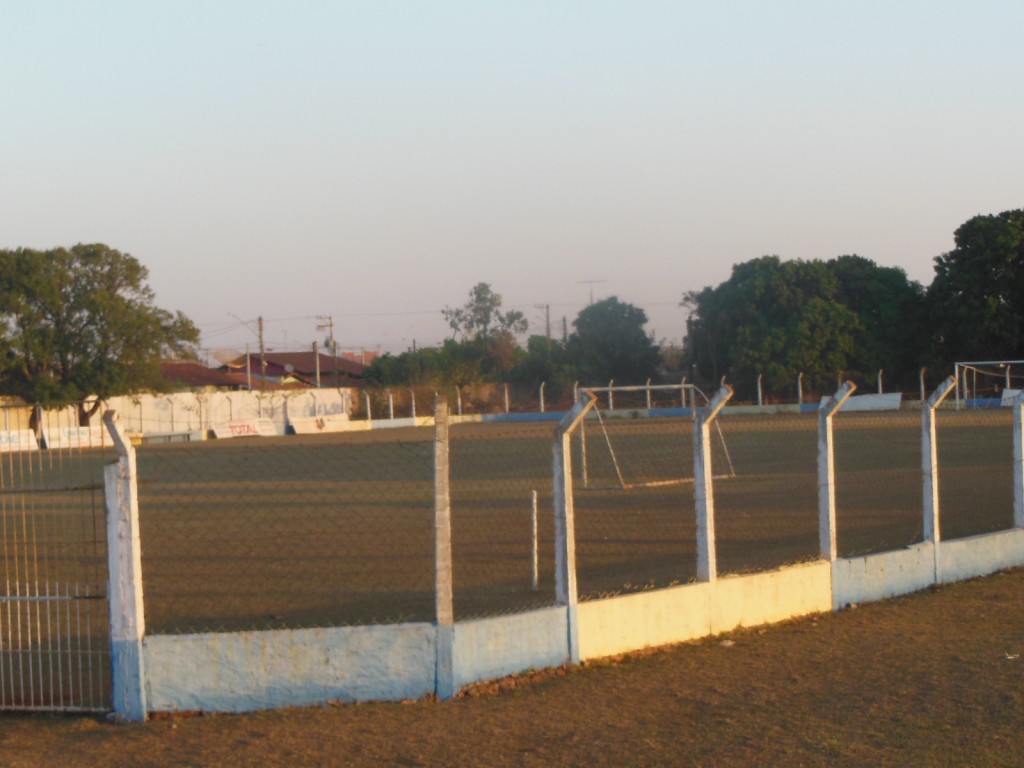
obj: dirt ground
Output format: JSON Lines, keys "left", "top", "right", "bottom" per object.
{"left": 2, "top": 567, "right": 1022, "bottom": 767}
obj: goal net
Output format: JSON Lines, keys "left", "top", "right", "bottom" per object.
{"left": 578, "top": 384, "right": 736, "bottom": 491}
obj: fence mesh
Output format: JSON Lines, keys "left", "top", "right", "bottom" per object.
{"left": 936, "top": 407, "right": 1015, "bottom": 540}
{"left": 835, "top": 410, "right": 924, "bottom": 556}
{"left": 448, "top": 422, "right": 556, "bottom": 619}
{"left": 572, "top": 409, "right": 700, "bottom": 599}
{"left": 136, "top": 428, "right": 435, "bottom": 634}
{"left": 712, "top": 413, "right": 820, "bottom": 574}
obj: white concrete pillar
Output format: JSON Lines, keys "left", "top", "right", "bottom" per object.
{"left": 923, "top": 377, "right": 957, "bottom": 544}
{"left": 694, "top": 385, "right": 732, "bottom": 582}
{"left": 433, "top": 400, "right": 455, "bottom": 699}
{"left": 103, "top": 411, "right": 148, "bottom": 722}
{"left": 818, "top": 381, "right": 856, "bottom": 561}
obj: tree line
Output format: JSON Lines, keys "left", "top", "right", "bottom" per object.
{"left": 684, "top": 208, "right": 1024, "bottom": 400}
{"left": 1, "top": 207, "right": 1020, "bottom": 416}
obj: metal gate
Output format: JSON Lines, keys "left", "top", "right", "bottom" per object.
{"left": 1, "top": 408, "right": 113, "bottom": 712}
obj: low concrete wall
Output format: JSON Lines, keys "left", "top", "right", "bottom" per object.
{"left": 577, "top": 582, "right": 711, "bottom": 661}
{"left": 452, "top": 607, "right": 569, "bottom": 689}
{"left": 144, "top": 623, "right": 436, "bottom": 713}
{"left": 938, "top": 529, "right": 1024, "bottom": 583}
{"left": 576, "top": 561, "right": 831, "bottom": 662}
{"left": 832, "top": 542, "right": 936, "bottom": 609}
{"left": 710, "top": 560, "right": 832, "bottom": 634}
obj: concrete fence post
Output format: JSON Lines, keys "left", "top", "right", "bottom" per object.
{"left": 1014, "top": 392, "right": 1024, "bottom": 529}
{"left": 102, "top": 410, "right": 148, "bottom": 722}
{"left": 923, "top": 377, "right": 957, "bottom": 545}
{"left": 818, "top": 382, "right": 856, "bottom": 561}
{"left": 553, "top": 392, "right": 596, "bottom": 664}
{"left": 694, "top": 385, "right": 732, "bottom": 582}
{"left": 433, "top": 399, "right": 455, "bottom": 699}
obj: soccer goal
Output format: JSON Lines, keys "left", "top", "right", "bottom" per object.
{"left": 953, "top": 360, "right": 1024, "bottom": 408}
{"left": 577, "top": 383, "right": 736, "bottom": 491}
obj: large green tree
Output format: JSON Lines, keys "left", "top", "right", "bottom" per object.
{"left": 0, "top": 244, "right": 199, "bottom": 421}
{"left": 683, "top": 256, "right": 857, "bottom": 399}
{"left": 927, "top": 208, "right": 1024, "bottom": 365}
{"left": 567, "top": 297, "right": 660, "bottom": 386}
{"left": 825, "top": 255, "right": 927, "bottom": 390}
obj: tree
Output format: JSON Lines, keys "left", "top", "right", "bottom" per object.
{"left": 683, "top": 256, "right": 857, "bottom": 399}
{"left": 0, "top": 244, "right": 199, "bottom": 422}
{"left": 442, "top": 283, "right": 527, "bottom": 341}
{"left": 567, "top": 297, "right": 660, "bottom": 385}
{"left": 927, "top": 209, "right": 1024, "bottom": 366}
{"left": 825, "top": 255, "right": 927, "bottom": 390}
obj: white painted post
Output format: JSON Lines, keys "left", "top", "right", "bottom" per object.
{"left": 1014, "top": 392, "right": 1024, "bottom": 529}
{"left": 681, "top": 378, "right": 687, "bottom": 409}
{"left": 456, "top": 388, "right": 463, "bottom": 417}
{"left": 797, "top": 372, "right": 804, "bottom": 407}
{"left": 363, "top": 391, "right": 372, "bottom": 421}
{"left": 504, "top": 383, "right": 510, "bottom": 414}
{"left": 433, "top": 400, "right": 455, "bottom": 699}
{"left": 553, "top": 392, "right": 596, "bottom": 663}
{"left": 819, "top": 382, "right": 856, "bottom": 561}
{"left": 694, "top": 385, "right": 733, "bottom": 582}
{"left": 102, "top": 411, "right": 148, "bottom": 722}
{"left": 539, "top": 381, "right": 546, "bottom": 413}
{"left": 607, "top": 380, "right": 614, "bottom": 411}
{"left": 531, "top": 489, "right": 539, "bottom": 591}
{"left": 645, "top": 378, "right": 652, "bottom": 411}
{"left": 387, "top": 390, "right": 394, "bottom": 420}
{"left": 877, "top": 369, "right": 883, "bottom": 394}
{"left": 919, "top": 368, "right": 927, "bottom": 404}
{"left": 410, "top": 389, "right": 416, "bottom": 420}
{"left": 923, "top": 377, "right": 957, "bottom": 545}
{"left": 757, "top": 373, "right": 763, "bottom": 407}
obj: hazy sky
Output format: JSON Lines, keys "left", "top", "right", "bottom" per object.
{"left": 3, "top": 2, "right": 1022, "bottom": 360}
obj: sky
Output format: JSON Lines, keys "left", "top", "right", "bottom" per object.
{"left": 3, "top": 1, "right": 1023, "bottom": 362}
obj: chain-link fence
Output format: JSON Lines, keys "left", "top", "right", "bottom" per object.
{"left": 136, "top": 429, "right": 436, "bottom": 634}
{"left": 834, "top": 410, "right": 924, "bottom": 556}
{"left": 712, "top": 413, "right": 820, "bottom": 574}
{"left": 936, "top": 407, "right": 1015, "bottom": 540}
{"left": 448, "top": 423, "right": 555, "bottom": 619}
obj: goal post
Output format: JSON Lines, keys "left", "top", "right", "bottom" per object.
{"left": 577, "top": 383, "right": 736, "bottom": 491}
{"left": 953, "top": 360, "right": 1024, "bottom": 409}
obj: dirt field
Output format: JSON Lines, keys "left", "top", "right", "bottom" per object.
{"left": 2, "top": 566, "right": 1022, "bottom": 767}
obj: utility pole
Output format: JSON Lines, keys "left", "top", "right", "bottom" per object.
{"left": 257, "top": 316, "right": 267, "bottom": 392}
{"left": 535, "top": 304, "right": 551, "bottom": 345}
{"left": 316, "top": 315, "right": 338, "bottom": 383}
{"left": 578, "top": 279, "right": 606, "bottom": 305}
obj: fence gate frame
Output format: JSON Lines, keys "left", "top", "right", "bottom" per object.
{"left": 0, "top": 405, "right": 114, "bottom": 714}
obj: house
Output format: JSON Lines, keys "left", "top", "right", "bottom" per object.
{"left": 222, "top": 351, "right": 366, "bottom": 389}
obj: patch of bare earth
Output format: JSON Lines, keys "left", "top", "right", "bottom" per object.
{"left": 2, "top": 568, "right": 1022, "bottom": 767}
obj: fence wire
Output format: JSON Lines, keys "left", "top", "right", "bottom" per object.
{"left": 936, "top": 407, "right": 1015, "bottom": 540}
{"left": 136, "top": 428, "right": 435, "bottom": 634}
{"left": 449, "top": 423, "right": 555, "bottom": 619}
{"left": 711, "top": 413, "right": 820, "bottom": 574}
{"left": 834, "top": 410, "right": 924, "bottom": 556}
{"left": 572, "top": 410, "right": 699, "bottom": 600}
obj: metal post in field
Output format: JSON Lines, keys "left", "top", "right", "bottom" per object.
{"left": 410, "top": 389, "right": 416, "bottom": 420}
{"left": 645, "top": 379, "right": 652, "bottom": 411}
{"left": 504, "top": 383, "right": 510, "bottom": 414}
{"left": 694, "top": 385, "right": 732, "bottom": 582}
{"left": 531, "top": 490, "right": 539, "bottom": 591}
{"left": 387, "top": 390, "right": 394, "bottom": 420}
{"left": 797, "top": 372, "right": 804, "bottom": 407}
{"left": 363, "top": 391, "right": 372, "bottom": 421}
{"left": 757, "top": 373, "right": 763, "bottom": 407}
{"left": 607, "top": 380, "right": 614, "bottom": 411}
{"left": 818, "top": 381, "right": 856, "bottom": 561}
{"left": 539, "top": 382, "right": 546, "bottom": 414}
{"left": 1014, "top": 392, "right": 1024, "bottom": 529}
